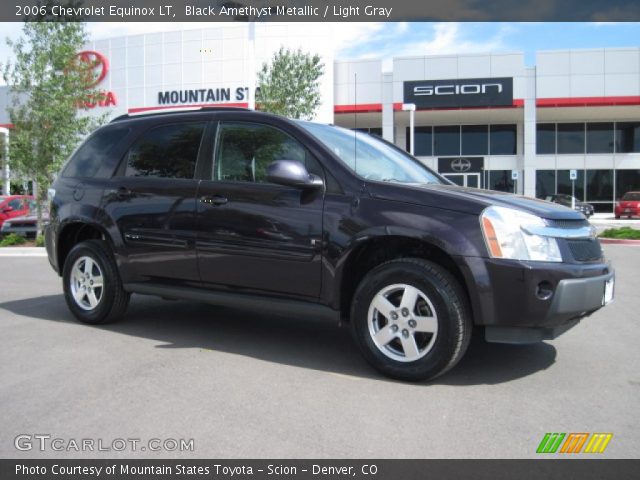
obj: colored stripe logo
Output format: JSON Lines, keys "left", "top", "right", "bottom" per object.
{"left": 537, "top": 433, "right": 612, "bottom": 454}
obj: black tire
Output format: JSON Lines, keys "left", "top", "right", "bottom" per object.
{"left": 350, "top": 258, "right": 472, "bottom": 382}
{"left": 62, "top": 239, "right": 130, "bottom": 325}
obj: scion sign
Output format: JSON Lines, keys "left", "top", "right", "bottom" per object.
{"left": 404, "top": 77, "right": 513, "bottom": 108}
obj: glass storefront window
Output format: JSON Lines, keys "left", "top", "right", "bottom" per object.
{"left": 586, "top": 123, "right": 614, "bottom": 154}
{"left": 557, "top": 169, "right": 585, "bottom": 200}
{"left": 536, "top": 124, "right": 555, "bottom": 154}
{"left": 615, "top": 122, "right": 640, "bottom": 153}
{"left": 615, "top": 169, "right": 640, "bottom": 199}
{"left": 490, "top": 125, "right": 517, "bottom": 155}
{"left": 354, "top": 127, "right": 382, "bottom": 138}
{"left": 406, "top": 126, "right": 433, "bottom": 156}
{"left": 536, "top": 170, "right": 556, "bottom": 199}
{"left": 461, "top": 125, "right": 488, "bottom": 155}
{"left": 488, "top": 170, "right": 514, "bottom": 192}
{"left": 434, "top": 126, "right": 460, "bottom": 156}
{"left": 557, "top": 123, "right": 585, "bottom": 154}
{"left": 586, "top": 170, "right": 613, "bottom": 201}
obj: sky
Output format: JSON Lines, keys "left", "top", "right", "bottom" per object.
{"left": 0, "top": 21, "right": 639, "bottom": 82}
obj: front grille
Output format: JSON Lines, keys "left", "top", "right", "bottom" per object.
{"left": 568, "top": 239, "right": 603, "bottom": 262}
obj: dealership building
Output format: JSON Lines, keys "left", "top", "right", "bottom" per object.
{"left": 1, "top": 24, "right": 639, "bottom": 211}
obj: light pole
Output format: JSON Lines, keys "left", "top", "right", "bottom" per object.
{"left": 248, "top": 21, "right": 256, "bottom": 110}
{"left": 0, "top": 127, "right": 9, "bottom": 195}
{"left": 402, "top": 103, "right": 416, "bottom": 155}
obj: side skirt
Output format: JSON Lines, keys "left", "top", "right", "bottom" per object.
{"left": 123, "top": 283, "right": 341, "bottom": 323}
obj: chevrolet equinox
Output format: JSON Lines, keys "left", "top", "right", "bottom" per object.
{"left": 45, "top": 108, "right": 615, "bottom": 381}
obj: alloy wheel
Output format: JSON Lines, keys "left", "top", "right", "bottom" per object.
{"left": 69, "top": 256, "right": 104, "bottom": 311}
{"left": 367, "top": 283, "right": 439, "bottom": 362}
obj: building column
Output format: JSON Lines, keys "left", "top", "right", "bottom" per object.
{"left": 523, "top": 66, "right": 537, "bottom": 198}
{"left": 382, "top": 72, "right": 394, "bottom": 143}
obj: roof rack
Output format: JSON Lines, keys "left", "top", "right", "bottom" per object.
{"left": 110, "top": 106, "right": 251, "bottom": 123}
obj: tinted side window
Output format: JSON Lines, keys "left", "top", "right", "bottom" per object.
{"left": 63, "top": 127, "right": 129, "bottom": 178}
{"left": 214, "top": 123, "right": 308, "bottom": 183}
{"left": 125, "top": 123, "right": 205, "bottom": 179}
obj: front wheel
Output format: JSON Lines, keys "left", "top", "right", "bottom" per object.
{"left": 62, "top": 239, "right": 130, "bottom": 324}
{"left": 350, "top": 258, "right": 472, "bottom": 382}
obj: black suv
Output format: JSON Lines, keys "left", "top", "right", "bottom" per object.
{"left": 45, "top": 108, "right": 614, "bottom": 381}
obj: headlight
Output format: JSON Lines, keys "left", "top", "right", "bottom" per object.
{"left": 480, "top": 206, "right": 562, "bottom": 262}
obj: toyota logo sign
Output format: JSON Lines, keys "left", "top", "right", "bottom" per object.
{"left": 70, "top": 50, "right": 117, "bottom": 109}
{"left": 451, "top": 158, "right": 472, "bottom": 172}
{"left": 72, "top": 50, "right": 108, "bottom": 88}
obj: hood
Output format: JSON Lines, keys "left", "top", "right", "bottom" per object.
{"left": 366, "top": 182, "right": 586, "bottom": 220}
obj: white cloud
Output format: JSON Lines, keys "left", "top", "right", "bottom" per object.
{"left": 87, "top": 22, "right": 215, "bottom": 40}
{"left": 404, "top": 23, "right": 510, "bottom": 55}
{"left": 332, "top": 22, "right": 385, "bottom": 52}
{"left": 337, "top": 22, "right": 514, "bottom": 71}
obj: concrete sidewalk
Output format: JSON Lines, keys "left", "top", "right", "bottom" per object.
{"left": 589, "top": 213, "right": 640, "bottom": 231}
{"left": 0, "top": 247, "right": 46, "bottom": 257}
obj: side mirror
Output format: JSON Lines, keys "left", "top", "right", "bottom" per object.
{"left": 266, "top": 160, "right": 323, "bottom": 189}
{"left": 2, "top": 206, "right": 13, "bottom": 213}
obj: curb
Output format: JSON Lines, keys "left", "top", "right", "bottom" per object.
{"left": 599, "top": 238, "right": 640, "bottom": 245}
{"left": 0, "top": 247, "right": 47, "bottom": 256}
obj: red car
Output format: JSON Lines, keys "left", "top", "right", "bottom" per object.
{"left": 615, "top": 192, "right": 640, "bottom": 219}
{"left": 0, "top": 195, "right": 33, "bottom": 229}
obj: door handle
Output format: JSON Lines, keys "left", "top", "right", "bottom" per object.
{"left": 200, "top": 195, "right": 228, "bottom": 206}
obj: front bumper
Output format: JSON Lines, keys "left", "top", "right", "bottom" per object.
{"left": 459, "top": 255, "right": 614, "bottom": 343}
{"left": 546, "top": 271, "right": 614, "bottom": 321}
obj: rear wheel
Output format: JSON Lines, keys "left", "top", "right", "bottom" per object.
{"left": 62, "top": 239, "right": 129, "bottom": 324}
{"left": 350, "top": 258, "right": 472, "bottom": 382}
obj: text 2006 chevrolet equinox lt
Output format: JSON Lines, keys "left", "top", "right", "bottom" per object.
{"left": 45, "top": 108, "right": 615, "bottom": 381}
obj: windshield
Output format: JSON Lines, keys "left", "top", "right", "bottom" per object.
{"left": 300, "top": 122, "right": 445, "bottom": 185}
{"left": 622, "top": 192, "right": 640, "bottom": 201}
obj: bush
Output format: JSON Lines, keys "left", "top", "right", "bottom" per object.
{"left": 35, "top": 235, "right": 45, "bottom": 247}
{"left": 0, "top": 233, "right": 27, "bottom": 247}
{"left": 599, "top": 227, "right": 640, "bottom": 240}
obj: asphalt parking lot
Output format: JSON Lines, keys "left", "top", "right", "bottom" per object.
{"left": 0, "top": 245, "right": 638, "bottom": 459}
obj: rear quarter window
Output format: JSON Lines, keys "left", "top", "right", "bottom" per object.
{"left": 63, "top": 127, "right": 130, "bottom": 178}
{"left": 124, "top": 122, "right": 205, "bottom": 179}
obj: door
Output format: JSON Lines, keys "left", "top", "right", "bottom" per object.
{"left": 196, "top": 121, "right": 324, "bottom": 299}
{"left": 465, "top": 173, "right": 480, "bottom": 188}
{"left": 443, "top": 173, "right": 480, "bottom": 188}
{"left": 102, "top": 121, "right": 207, "bottom": 285}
